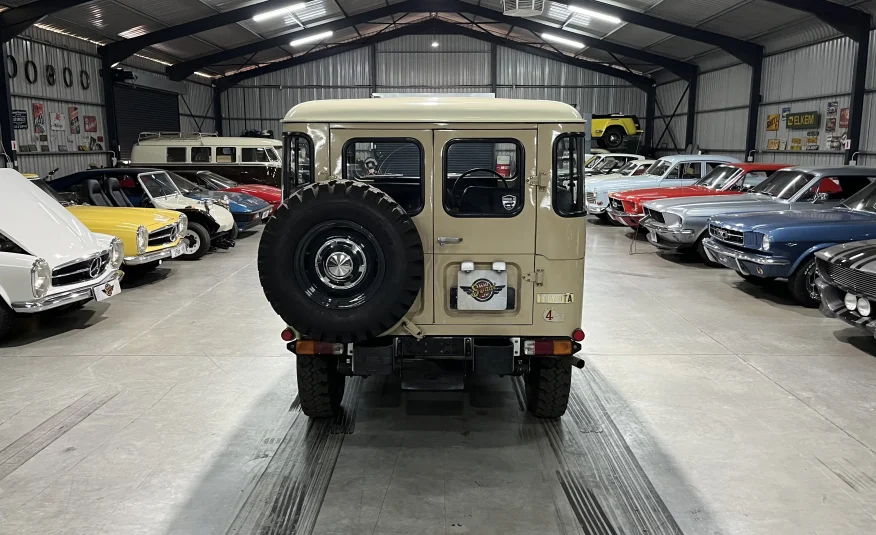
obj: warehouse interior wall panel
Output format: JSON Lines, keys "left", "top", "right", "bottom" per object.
{"left": 757, "top": 94, "right": 851, "bottom": 157}
{"left": 656, "top": 79, "right": 689, "bottom": 115}
{"left": 236, "top": 48, "right": 371, "bottom": 88}
{"left": 695, "top": 108, "right": 748, "bottom": 152}
{"left": 761, "top": 38, "right": 856, "bottom": 103}
{"left": 653, "top": 116, "right": 688, "bottom": 152}
{"left": 697, "top": 64, "right": 751, "bottom": 112}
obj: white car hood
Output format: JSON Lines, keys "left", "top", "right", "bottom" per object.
{"left": 152, "top": 194, "right": 234, "bottom": 232}
{"left": 0, "top": 169, "right": 106, "bottom": 265}
{"left": 589, "top": 174, "right": 662, "bottom": 192}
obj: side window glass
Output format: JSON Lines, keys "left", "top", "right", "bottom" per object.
{"left": 553, "top": 133, "right": 587, "bottom": 217}
{"left": 343, "top": 138, "right": 424, "bottom": 215}
{"left": 664, "top": 165, "right": 682, "bottom": 179}
{"left": 167, "top": 147, "right": 186, "bottom": 163}
{"left": 443, "top": 139, "right": 523, "bottom": 218}
{"left": 801, "top": 177, "right": 842, "bottom": 202}
{"left": 217, "top": 147, "right": 236, "bottom": 163}
{"left": 191, "top": 147, "right": 211, "bottom": 163}
{"left": 287, "top": 134, "right": 313, "bottom": 190}
{"left": 682, "top": 162, "right": 701, "bottom": 179}
{"left": 242, "top": 147, "right": 270, "bottom": 162}
{"left": 741, "top": 171, "right": 768, "bottom": 189}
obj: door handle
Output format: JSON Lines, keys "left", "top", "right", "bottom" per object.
{"left": 438, "top": 236, "right": 463, "bottom": 246}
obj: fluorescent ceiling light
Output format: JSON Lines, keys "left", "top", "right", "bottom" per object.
{"left": 252, "top": 2, "right": 306, "bottom": 22}
{"left": 118, "top": 25, "right": 149, "bottom": 39}
{"left": 290, "top": 30, "right": 333, "bottom": 47}
{"left": 541, "top": 33, "right": 585, "bottom": 49}
{"left": 431, "top": 41, "right": 439, "bottom": 48}
{"left": 567, "top": 5, "right": 622, "bottom": 24}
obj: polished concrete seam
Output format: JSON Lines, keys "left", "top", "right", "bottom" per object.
{"left": 0, "top": 386, "right": 119, "bottom": 482}
{"left": 110, "top": 257, "right": 257, "bottom": 355}
{"left": 226, "top": 378, "right": 361, "bottom": 535}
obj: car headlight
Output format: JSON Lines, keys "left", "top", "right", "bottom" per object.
{"left": 110, "top": 238, "right": 124, "bottom": 269}
{"left": 31, "top": 258, "right": 51, "bottom": 298}
{"left": 858, "top": 298, "right": 872, "bottom": 317}
{"left": 136, "top": 225, "right": 148, "bottom": 255}
{"left": 761, "top": 234, "right": 771, "bottom": 251}
{"left": 845, "top": 293, "right": 858, "bottom": 311}
{"left": 177, "top": 213, "right": 188, "bottom": 235}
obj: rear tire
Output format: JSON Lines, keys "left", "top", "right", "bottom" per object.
{"left": 297, "top": 356, "right": 345, "bottom": 418}
{"left": 181, "top": 222, "right": 211, "bottom": 260}
{"left": 525, "top": 357, "right": 572, "bottom": 419}
{"left": 789, "top": 256, "right": 819, "bottom": 307}
{"left": 696, "top": 236, "right": 721, "bottom": 267}
{"left": 599, "top": 126, "right": 626, "bottom": 149}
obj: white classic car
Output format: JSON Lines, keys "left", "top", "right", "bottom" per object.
{"left": 0, "top": 169, "right": 124, "bottom": 341}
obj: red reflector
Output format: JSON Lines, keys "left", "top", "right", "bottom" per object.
{"left": 281, "top": 328, "right": 294, "bottom": 341}
{"left": 572, "top": 328, "right": 585, "bottom": 342}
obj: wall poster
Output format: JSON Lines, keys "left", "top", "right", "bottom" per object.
{"left": 766, "top": 139, "right": 781, "bottom": 150}
{"left": 826, "top": 117, "right": 837, "bottom": 132}
{"left": 12, "top": 110, "right": 27, "bottom": 130}
{"left": 32, "top": 103, "right": 45, "bottom": 134}
{"left": 69, "top": 106, "right": 80, "bottom": 134}
{"left": 790, "top": 138, "right": 803, "bottom": 151}
{"left": 827, "top": 101, "right": 838, "bottom": 116}
{"left": 840, "top": 108, "right": 850, "bottom": 129}
{"left": 51, "top": 112, "right": 64, "bottom": 131}
{"left": 766, "top": 114, "right": 780, "bottom": 131}
{"left": 84, "top": 115, "right": 98, "bottom": 133}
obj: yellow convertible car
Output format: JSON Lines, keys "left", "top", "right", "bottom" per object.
{"left": 28, "top": 174, "right": 186, "bottom": 272}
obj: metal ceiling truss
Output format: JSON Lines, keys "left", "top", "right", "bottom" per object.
{"left": 765, "top": 0, "right": 871, "bottom": 164}
{"left": 0, "top": 0, "right": 93, "bottom": 42}
{"left": 165, "top": 0, "right": 697, "bottom": 82}
{"left": 215, "top": 18, "right": 654, "bottom": 91}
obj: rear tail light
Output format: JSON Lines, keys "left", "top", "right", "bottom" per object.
{"left": 524, "top": 339, "right": 573, "bottom": 356}
{"left": 281, "top": 328, "right": 294, "bottom": 341}
{"left": 294, "top": 340, "right": 345, "bottom": 355}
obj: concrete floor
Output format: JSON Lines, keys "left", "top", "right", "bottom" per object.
{"left": 1, "top": 222, "right": 876, "bottom": 534}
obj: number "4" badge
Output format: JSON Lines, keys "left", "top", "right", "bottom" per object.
{"left": 543, "top": 308, "right": 565, "bottom": 323}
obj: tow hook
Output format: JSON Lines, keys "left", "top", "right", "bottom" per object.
{"left": 561, "top": 355, "right": 586, "bottom": 369}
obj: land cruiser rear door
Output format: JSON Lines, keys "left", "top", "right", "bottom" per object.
{"left": 432, "top": 129, "right": 538, "bottom": 325}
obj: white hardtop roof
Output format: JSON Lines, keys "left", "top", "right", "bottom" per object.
{"left": 657, "top": 154, "right": 740, "bottom": 163}
{"left": 136, "top": 136, "right": 280, "bottom": 147}
{"left": 283, "top": 97, "right": 585, "bottom": 124}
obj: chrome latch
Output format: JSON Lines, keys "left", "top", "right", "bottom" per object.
{"left": 524, "top": 269, "right": 545, "bottom": 286}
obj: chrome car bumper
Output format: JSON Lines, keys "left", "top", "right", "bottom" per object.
{"left": 818, "top": 277, "right": 876, "bottom": 335}
{"left": 702, "top": 238, "right": 790, "bottom": 275}
{"left": 124, "top": 243, "right": 183, "bottom": 265}
{"left": 640, "top": 217, "right": 698, "bottom": 249}
{"left": 11, "top": 268, "right": 120, "bottom": 313}
{"left": 607, "top": 209, "right": 643, "bottom": 227}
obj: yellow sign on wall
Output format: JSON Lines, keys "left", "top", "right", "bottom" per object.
{"left": 766, "top": 114, "right": 780, "bottom": 131}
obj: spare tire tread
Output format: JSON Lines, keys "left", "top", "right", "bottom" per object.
{"left": 259, "top": 180, "right": 424, "bottom": 343}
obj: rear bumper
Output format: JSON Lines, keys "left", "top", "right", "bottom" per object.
{"left": 640, "top": 217, "right": 698, "bottom": 250}
{"left": 11, "top": 269, "right": 119, "bottom": 313}
{"left": 607, "top": 209, "right": 643, "bottom": 227}
{"left": 702, "top": 238, "right": 790, "bottom": 276}
{"left": 818, "top": 278, "right": 876, "bottom": 335}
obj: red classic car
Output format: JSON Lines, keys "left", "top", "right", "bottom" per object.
{"left": 174, "top": 170, "right": 283, "bottom": 213}
{"left": 607, "top": 162, "right": 791, "bottom": 227}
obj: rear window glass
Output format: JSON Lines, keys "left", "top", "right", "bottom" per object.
{"left": 443, "top": 139, "right": 523, "bottom": 218}
{"left": 343, "top": 138, "right": 424, "bottom": 215}
{"left": 217, "top": 147, "right": 236, "bottom": 163}
{"left": 553, "top": 134, "right": 587, "bottom": 217}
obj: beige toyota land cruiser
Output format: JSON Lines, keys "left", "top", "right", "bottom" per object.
{"left": 258, "top": 97, "right": 586, "bottom": 419}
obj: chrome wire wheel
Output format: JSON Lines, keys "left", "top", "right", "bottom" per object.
{"left": 806, "top": 262, "right": 819, "bottom": 300}
{"left": 294, "top": 220, "right": 385, "bottom": 310}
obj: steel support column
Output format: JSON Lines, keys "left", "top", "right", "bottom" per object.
{"left": 847, "top": 33, "right": 868, "bottom": 164}
{"left": 0, "top": 42, "right": 16, "bottom": 169}
{"left": 490, "top": 42, "right": 498, "bottom": 95}
{"left": 99, "top": 51, "right": 120, "bottom": 162}
{"left": 645, "top": 84, "right": 656, "bottom": 150}
{"left": 213, "top": 85, "right": 224, "bottom": 136}
{"left": 686, "top": 74, "right": 698, "bottom": 149}
{"left": 370, "top": 44, "right": 378, "bottom": 96}
{"left": 745, "top": 56, "right": 763, "bottom": 159}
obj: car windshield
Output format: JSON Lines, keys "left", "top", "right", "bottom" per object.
{"left": 696, "top": 166, "right": 740, "bottom": 189}
{"left": 167, "top": 172, "right": 205, "bottom": 195}
{"left": 840, "top": 181, "right": 876, "bottom": 212}
{"left": 595, "top": 159, "right": 619, "bottom": 172}
{"left": 646, "top": 160, "right": 672, "bottom": 176}
{"left": 139, "top": 171, "right": 182, "bottom": 198}
{"left": 30, "top": 178, "right": 70, "bottom": 204}
{"left": 751, "top": 170, "right": 815, "bottom": 200}
{"left": 585, "top": 156, "right": 602, "bottom": 168}
{"left": 200, "top": 171, "right": 238, "bottom": 189}
{"left": 616, "top": 162, "right": 639, "bottom": 175}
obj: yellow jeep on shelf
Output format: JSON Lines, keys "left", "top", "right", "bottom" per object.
{"left": 592, "top": 114, "right": 642, "bottom": 149}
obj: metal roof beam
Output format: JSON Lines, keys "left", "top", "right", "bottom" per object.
{"left": 763, "top": 0, "right": 870, "bottom": 40}
{"left": 463, "top": 3, "right": 697, "bottom": 79}
{"left": 0, "top": 0, "right": 93, "bottom": 42}
{"left": 103, "top": 0, "right": 306, "bottom": 64}
{"left": 169, "top": 0, "right": 693, "bottom": 81}
{"left": 550, "top": 0, "right": 762, "bottom": 65}
{"left": 216, "top": 19, "right": 653, "bottom": 92}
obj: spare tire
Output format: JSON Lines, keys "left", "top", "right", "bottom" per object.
{"left": 258, "top": 180, "right": 424, "bottom": 343}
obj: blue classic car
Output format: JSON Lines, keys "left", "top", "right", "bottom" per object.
{"left": 166, "top": 172, "right": 272, "bottom": 232}
{"left": 703, "top": 175, "right": 876, "bottom": 307}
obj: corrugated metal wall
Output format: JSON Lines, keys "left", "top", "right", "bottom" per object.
{"left": 220, "top": 34, "right": 646, "bottom": 135}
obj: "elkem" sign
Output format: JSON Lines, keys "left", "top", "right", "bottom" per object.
{"left": 786, "top": 111, "right": 821, "bottom": 130}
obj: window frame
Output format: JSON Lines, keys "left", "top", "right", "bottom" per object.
{"left": 442, "top": 137, "right": 525, "bottom": 219}
{"left": 166, "top": 147, "right": 187, "bottom": 163}
{"left": 216, "top": 146, "right": 237, "bottom": 163}
{"left": 242, "top": 147, "right": 272, "bottom": 163}
{"left": 552, "top": 132, "right": 587, "bottom": 218}
{"left": 283, "top": 132, "right": 315, "bottom": 196}
{"left": 341, "top": 137, "right": 425, "bottom": 216}
{"left": 191, "top": 146, "right": 212, "bottom": 163}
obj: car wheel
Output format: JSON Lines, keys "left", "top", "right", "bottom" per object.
{"left": 297, "top": 355, "right": 345, "bottom": 418}
{"left": 696, "top": 237, "right": 722, "bottom": 267}
{"left": 181, "top": 222, "right": 211, "bottom": 260}
{"left": 259, "top": 180, "right": 424, "bottom": 343}
{"left": 525, "top": 357, "right": 572, "bottom": 418}
{"left": 0, "top": 301, "right": 13, "bottom": 342}
{"left": 601, "top": 126, "right": 625, "bottom": 149}
{"left": 789, "top": 256, "right": 820, "bottom": 307}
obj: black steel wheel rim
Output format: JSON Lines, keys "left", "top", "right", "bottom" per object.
{"left": 608, "top": 132, "right": 622, "bottom": 146}
{"left": 294, "top": 220, "right": 385, "bottom": 310}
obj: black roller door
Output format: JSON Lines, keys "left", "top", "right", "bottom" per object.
{"left": 115, "top": 84, "right": 180, "bottom": 159}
